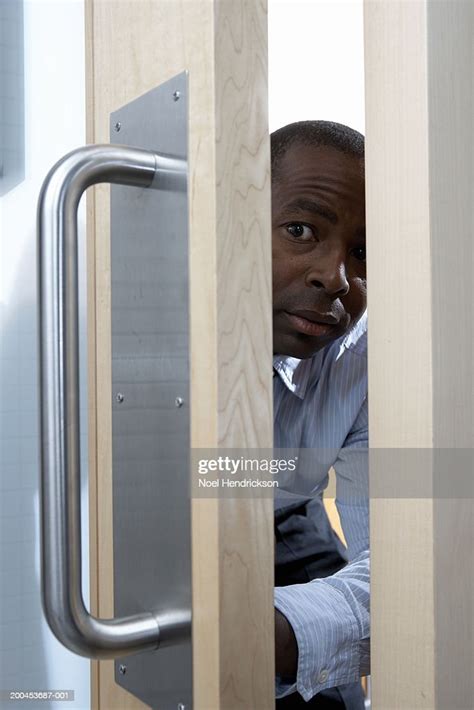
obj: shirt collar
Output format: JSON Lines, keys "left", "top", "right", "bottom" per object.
{"left": 273, "top": 310, "right": 367, "bottom": 399}
{"left": 272, "top": 355, "right": 314, "bottom": 400}
{"left": 338, "top": 310, "right": 367, "bottom": 355}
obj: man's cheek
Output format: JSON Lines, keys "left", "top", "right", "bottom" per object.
{"left": 272, "top": 256, "right": 289, "bottom": 287}
{"left": 271, "top": 264, "right": 283, "bottom": 295}
{"left": 272, "top": 276, "right": 288, "bottom": 305}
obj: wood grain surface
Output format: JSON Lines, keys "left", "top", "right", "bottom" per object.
{"left": 365, "top": 3, "right": 435, "bottom": 706}
{"left": 365, "top": 1, "right": 473, "bottom": 708}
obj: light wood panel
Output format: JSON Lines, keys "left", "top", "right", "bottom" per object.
{"left": 365, "top": 3, "right": 435, "bottom": 706}
{"left": 365, "top": 1, "right": 473, "bottom": 708}
{"left": 85, "top": 1, "right": 273, "bottom": 709}
{"left": 323, "top": 470, "right": 345, "bottom": 545}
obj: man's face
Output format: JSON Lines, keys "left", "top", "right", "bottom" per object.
{"left": 272, "top": 143, "right": 366, "bottom": 358}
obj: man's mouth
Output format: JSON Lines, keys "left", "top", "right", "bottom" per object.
{"left": 284, "top": 310, "right": 341, "bottom": 338}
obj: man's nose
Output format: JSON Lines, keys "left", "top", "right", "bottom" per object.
{"left": 305, "top": 253, "right": 350, "bottom": 297}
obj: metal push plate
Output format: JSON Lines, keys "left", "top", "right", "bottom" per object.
{"left": 110, "top": 72, "right": 192, "bottom": 710}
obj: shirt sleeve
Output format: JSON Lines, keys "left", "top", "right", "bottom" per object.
{"left": 274, "top": 399, "right": 370, "bottom": 701}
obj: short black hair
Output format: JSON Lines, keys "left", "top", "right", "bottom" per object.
{"left": 271, "top": 120, "right": 364, "bottom": 182}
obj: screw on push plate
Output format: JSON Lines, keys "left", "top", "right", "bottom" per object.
{"left": 173, "top": 90, "right": 181, "bottom": 102}
{"left": 175, "top": 396, "right": 184, "bottom": 408}
{"left": 114, "top": 121, "right": 122, "bottom": 132}
{"left": 116, "top": 393, "right": 124, "bottom": 403}
{"left": 119, "top": 664, "right": 127, "bottom": 675}
{"left": 177, "top": 704, "right": 186, "bottom": 710}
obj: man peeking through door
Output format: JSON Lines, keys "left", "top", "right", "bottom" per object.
{"left": 271, "top": 121, "right": 369, "bottom": 709}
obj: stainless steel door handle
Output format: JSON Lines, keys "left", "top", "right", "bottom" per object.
{"left": 37, "top": 144, "right": 190, "bottom": 659}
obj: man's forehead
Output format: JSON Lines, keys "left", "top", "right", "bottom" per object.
{"left": 278, "top": 141, "right": 364, "bottom": 173}
{"left": 271, "top": 145, "right": 365, "bottom": 221}
{"left": 273, "top": 147, "right": 364, "bottom": 198}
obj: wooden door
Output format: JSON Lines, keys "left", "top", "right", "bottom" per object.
{"left": 365, "top": 1, "right": 473, "bottom": 708}
{"left": 85, "top": 1, "right": 274, "bottom": 708}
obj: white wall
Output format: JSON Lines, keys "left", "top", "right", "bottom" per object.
{"left": 269, "top": 0, "right": 365, "bottom": 134}
{"left": 0, "top": 1, "right": 90, "bottom": 708}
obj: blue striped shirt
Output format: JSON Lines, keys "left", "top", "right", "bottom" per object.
{"left": 274, "top": 310, "right": 369, "bottom": 701}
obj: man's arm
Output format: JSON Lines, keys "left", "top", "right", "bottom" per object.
{"left": 274, "top": 400, "right": 370, "bottom": 701}
{"left": 275, "top": 609, "right": 298, "bottom": 678}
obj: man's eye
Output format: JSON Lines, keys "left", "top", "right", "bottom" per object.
{"left": 286, "top": 223, "right": 314, "bottom": 240}
{"left": 351, "top": 246, "right": 366, "bottom": 262}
